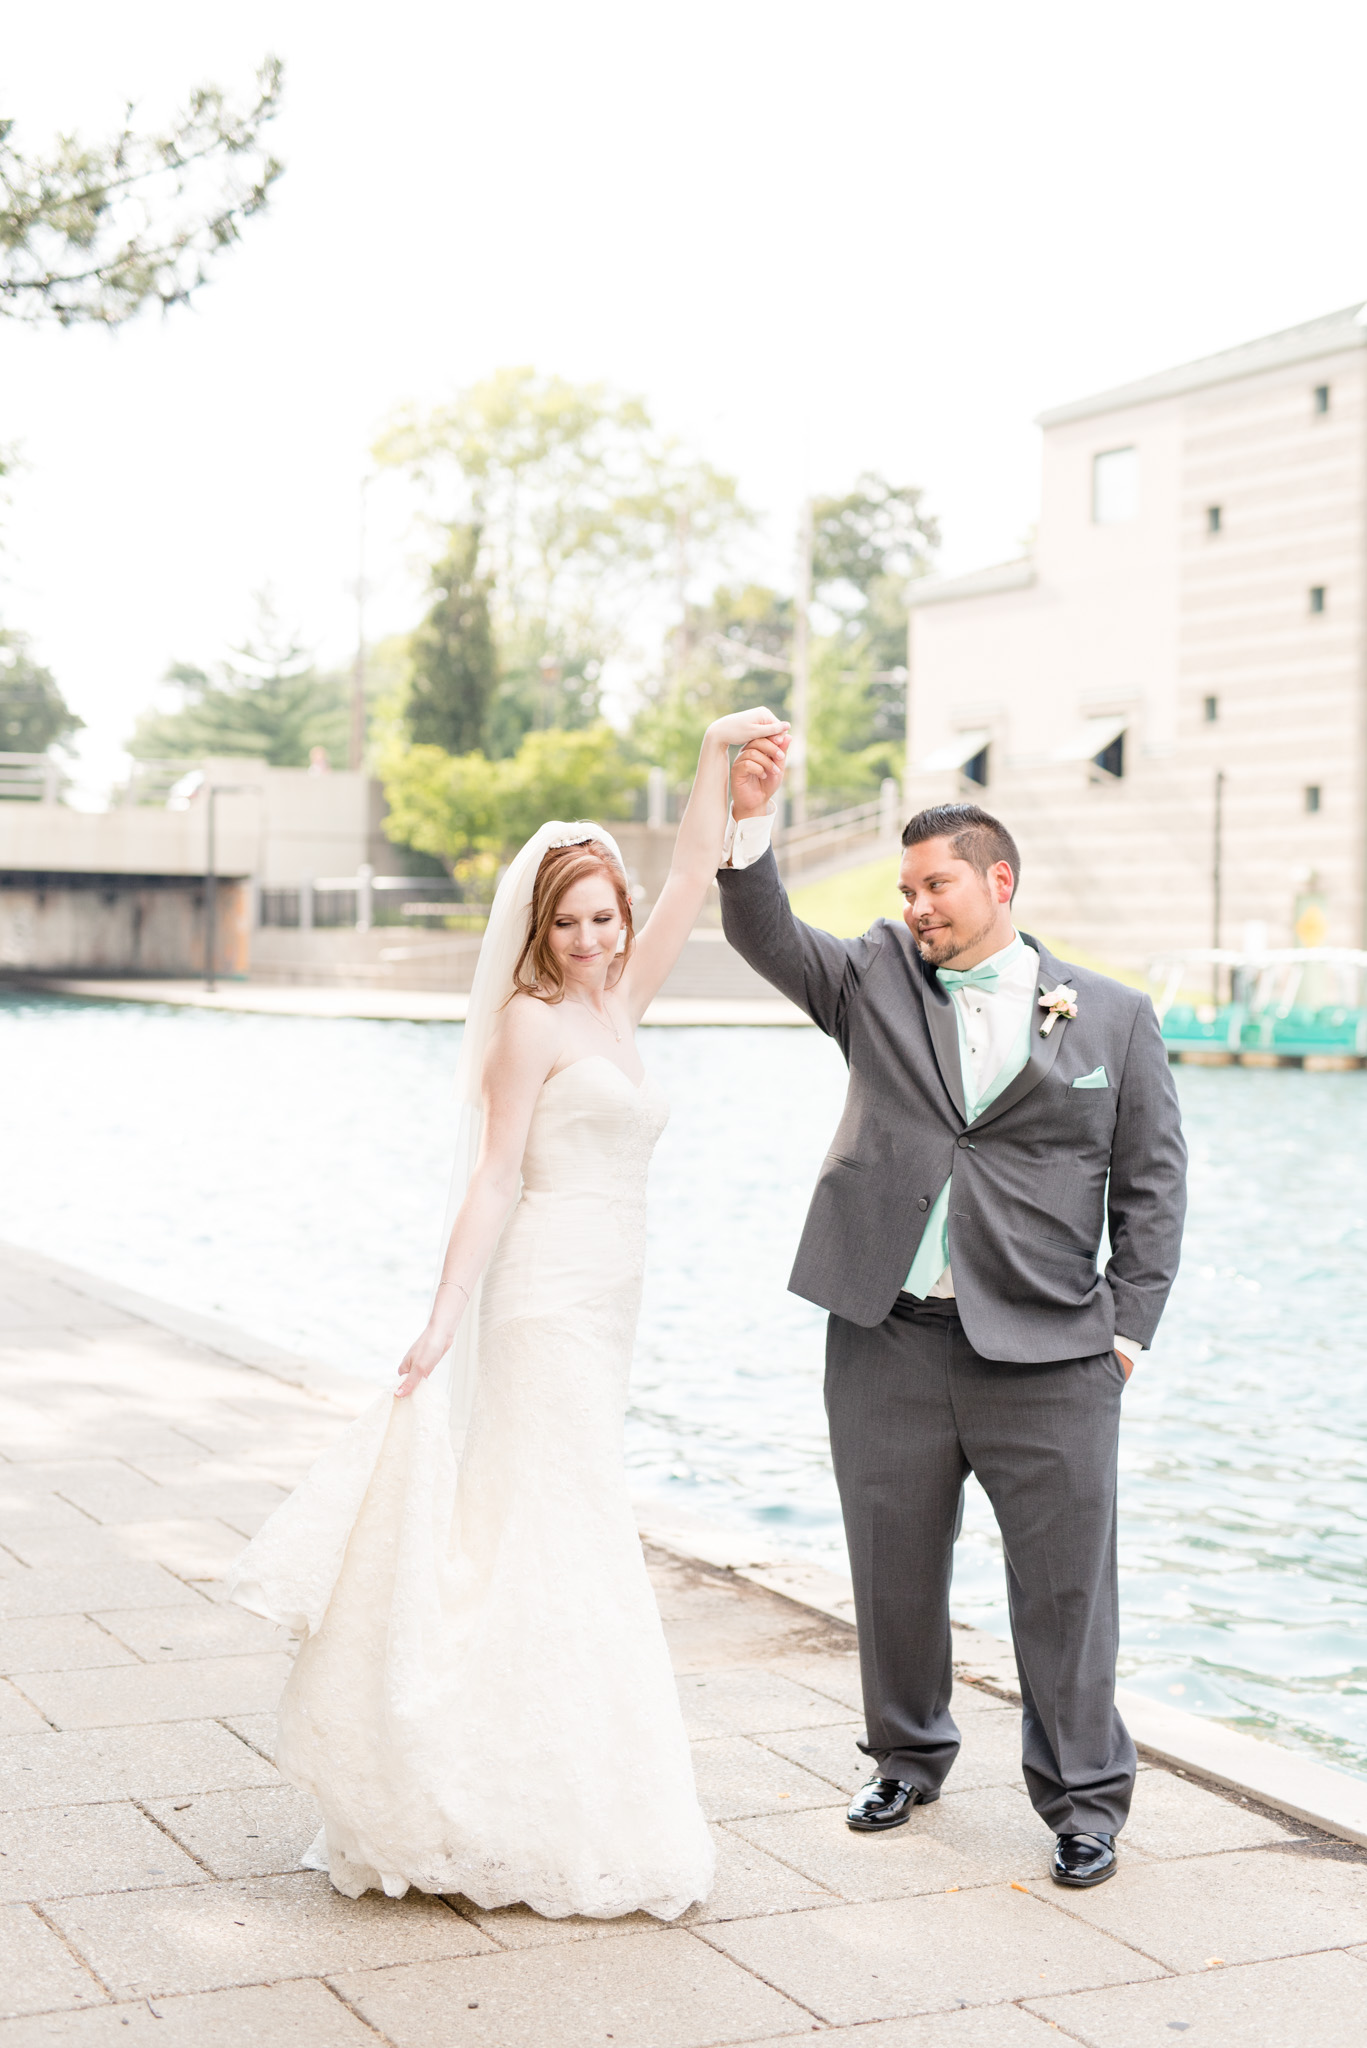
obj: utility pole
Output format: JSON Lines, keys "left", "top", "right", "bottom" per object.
{"left": 674, "top": 506, "right": 692, "bottom": 675}
{"left": 349, "top": 475, "right": 371, "bottom": 772}
{"left": 1212, "top": 768, "right": 1225, "bottom": 1002}
{"left": 790, "top": 497, "right": 813, "bottom": 826}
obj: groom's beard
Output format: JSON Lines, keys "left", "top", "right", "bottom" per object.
{"left": 915, "top": 903, "right": 999, "bottom": 968}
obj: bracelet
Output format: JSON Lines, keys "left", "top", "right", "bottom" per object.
{"left": 436, "top": 1281, "right": 469, "bottom": 1299}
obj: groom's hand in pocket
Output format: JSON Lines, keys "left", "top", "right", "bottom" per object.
{"left": 731, "top": 732, "right": 790, "bottom": 817}
{"left": 1115, "top": 1350, "right": 1135, "bottom": 1383}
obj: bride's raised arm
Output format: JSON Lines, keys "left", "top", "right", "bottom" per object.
{"left": 619, "top": 708, "right": 788, "bottom": 1020}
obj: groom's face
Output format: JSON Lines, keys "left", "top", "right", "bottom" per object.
{"left": 899, "top": 838, "right": 1009, "bottom": 966}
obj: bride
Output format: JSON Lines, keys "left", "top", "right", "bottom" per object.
{"left": 229, "top": 706, "right": 789, "bottom": 1921}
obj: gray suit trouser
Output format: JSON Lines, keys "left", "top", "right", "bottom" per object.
{"left": 825, "top": 1293, "right": 1136, "bottom": 1836}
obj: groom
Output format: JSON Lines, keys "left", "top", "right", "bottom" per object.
{"left": 718, "top": 744, "right": 1186, "bottom": 1888}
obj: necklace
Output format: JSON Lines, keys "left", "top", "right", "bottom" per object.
{"left": 574, "top": 994, "right": 622, "bottom": 1043}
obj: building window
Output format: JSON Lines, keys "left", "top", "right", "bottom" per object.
{"left": 1314, "top": 384, "right": 1330, "bottom": 414}
{"left": 1207, "top": 505, "right": 1222, "bottom": 533}
{"left": 1203, "top": 695, "right": 1218, "bottom": 722}
{"left": 1309, "top": 585, "right": 1326, "bottom": 613}
{"left": 1092, "top": 730, "right": 1125, "bottom": 779}
{"left": 1305, "top": 785, "right": 1322, "bottom": 813}
{"left": 1092, "top": 446, "right": 1139, "bottom": 524}
{"left": 961, "top": 745, "right": 989, "bottom": 789}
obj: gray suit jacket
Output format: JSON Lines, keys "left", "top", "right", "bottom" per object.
{"left": 718, "top": 851, "right": 1187, "bottom": 1363}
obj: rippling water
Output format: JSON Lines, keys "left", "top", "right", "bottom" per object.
{"left": 3, "top": 989, "right": 1364, "bottom": 1782}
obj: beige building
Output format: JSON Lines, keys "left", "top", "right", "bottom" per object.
{"left": 904, "top": 303, "right": 1367, "bottom": 969}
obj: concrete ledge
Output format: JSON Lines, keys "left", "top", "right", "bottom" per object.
{"left": 11, "top": 977, "right": 812, "bottom": 1027}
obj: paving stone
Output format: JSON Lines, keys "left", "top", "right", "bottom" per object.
{"left": 649, "top": 1551, "right": 845, "bottom": 1674}
{"left": 1029, "top": 1842, "right": 1367, "bottom": 1970}
{"left": 331, "top": 1925, "right": 808, "bottom": 2047}
{"left": 0, "top": 1564, "right": 191, "bottom": 1620}
{"left": 118, "top": 1457, "right": 289, "bottom": 1530}
{"left": 217, "top": 1713, "right": 275, "bottom": 1762}
{"left": 8, "top": 1522, "right": 246, "bottom": 1582}
{"left": 0, "top": 1801, "right": 204, "bottom": 1902}
{"left": 0, "top": 1503, "right": 94, "bottom": 1545}
{"left": 0, "top": 1618, "right": 140, "bottom": 1678}
{"left": 758, "top": 1718, "right": 869, "bottom": 1790}
{"left": 1120, "top": 1767, "right": 1299, "bottom": 1857}
{"left": 0, "top": 1680, "right": 49, "bottom": 1736}
{"left": 732, "top": 1783, "right": 1056, "bottom": 1901}
{"left": 1030, "top": 1947, "right": 1367, "bottom": 2046}
{"left": 760, "top": 1709, "right": 1028, "bottom": 1801}
{"left": 743, "top": 2010, "right": 1062, "bottom": 2047}
{"left": 143, "top": 1785, "right": 319, "bottom": 1879}
{"left": 689, "top": 1734, "right": 844, "bottom": 1821}
{"left": 93, "top": 1603, "right": 287, "bottom": 1663}
{"left": 17, "top": 1653, "right": 290, "bottom": 1730}
{"left": 0, "top": 1976, "right": 380, "bottom": 2045}
{"left": 458, "top": 1822, "right": 838, "bottom": 1949}
{"left": 766, "top": 1651, "right": 866, "bottom": 1713}
{"left": 46, "top": 1872, "right": 496, "bottom": 1999}
{"left": 0, "top": 1903, "right": 106, "bottom": 2020}
{"left": 682, "top": 1824, "right": 841, "bottom": 1925}
{"left": 704, "top": 1887, "right": 1164, "bottom": 2024}
{"left": 0, "top": 1722, "right": 279, "bottom": 1813}
{"left": 676, "top": 1666, "right": 854, "bottom": 1739}
{"left": 4, "top": 1464, "right": 172, "bottom": 1525}
{"left": 770, "top": 1653, "right": 1011, "bottom": 1723}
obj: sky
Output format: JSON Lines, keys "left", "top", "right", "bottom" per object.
{"left": 4, "top": 0, "right": 1366, "bottom": 795}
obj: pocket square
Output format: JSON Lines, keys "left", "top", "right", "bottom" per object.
{"left": 1072, "top": 1066, "right": 1109, "bottom": 1090}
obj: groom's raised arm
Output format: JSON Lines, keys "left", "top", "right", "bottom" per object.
{"left": 716, "top": 840, "right": 883, "bottom": 1042}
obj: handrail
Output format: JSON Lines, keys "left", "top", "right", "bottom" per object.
{"left": 0, "top": 752, "right": 63, "bottom": 803}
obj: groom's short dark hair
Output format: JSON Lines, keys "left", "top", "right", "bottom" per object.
{"left": 901, "top": 803, "right": 1021, "bottom": 900}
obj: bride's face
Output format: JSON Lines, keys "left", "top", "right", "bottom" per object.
{"left": 549, "top": 873, "right": 624, "bottom": 986}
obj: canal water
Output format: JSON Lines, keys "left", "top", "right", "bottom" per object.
{"left": 3, "top": 989, "right": 1365, "bottom": 1783}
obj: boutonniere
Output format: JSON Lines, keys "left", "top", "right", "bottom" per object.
{"left": 1038, "top": 983, "right": 1078, "bottom": 1036}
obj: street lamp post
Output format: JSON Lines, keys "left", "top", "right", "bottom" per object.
{"left": 204, "top": 782, "right": 262, "bottom": 992}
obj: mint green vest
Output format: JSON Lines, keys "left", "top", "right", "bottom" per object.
{"left": 903, "top": 965, "right": 1034, "bottom": 1299}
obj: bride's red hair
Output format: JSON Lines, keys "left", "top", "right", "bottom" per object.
{"left": 512, "top": 840, "right": 634, "bottom": 1002}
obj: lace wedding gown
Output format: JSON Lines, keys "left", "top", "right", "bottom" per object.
{"left": 230, "top": 1054, "right": 714, "bottom": 1920}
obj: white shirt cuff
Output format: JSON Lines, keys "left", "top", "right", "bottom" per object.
{"left": 1113, "top": 1334, "right": 1142, "bottom": 1364}
{"left": 721, "top": 803, "right": 777, "bottom": 869}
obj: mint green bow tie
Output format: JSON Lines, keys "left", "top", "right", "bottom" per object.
{"left": 937, "top": 959, "right": 1001, "bottom": 992}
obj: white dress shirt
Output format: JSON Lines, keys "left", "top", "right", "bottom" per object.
{"left": 722, "top": 807, "right": 1141, "bottom": 1365}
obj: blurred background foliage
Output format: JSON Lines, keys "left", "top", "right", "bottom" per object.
{"left": 110, "top": 367, "right": 935, "bottom": 864}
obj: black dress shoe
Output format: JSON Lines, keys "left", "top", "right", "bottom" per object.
{"left": 845, "top": 1777, "right": 935, "bottom": 1831}
{"left": 1051, "top": 1832, "right": 1117, "bottom": 1886}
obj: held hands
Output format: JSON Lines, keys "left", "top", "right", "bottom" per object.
{"left": 730, "top": 724, "right": 791, "bottom": 818}
{"left": 706, "top": 707, "right": 789, "bottom": 752}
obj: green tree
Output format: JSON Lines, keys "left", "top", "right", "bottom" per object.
{"left": 1, "top": 59, "right": 283, "bottom": 327}
{"left": 406, "top": 524, "right": 498, "bottom": 755}
{"left": 812, "top": 472, "right": 938, "bottom": 717}
{"left": 632, "top": 585, "right": 792, "bottom": 786}
{"left": 128, "top": 595, "right": 350, "bottom": 766}
{"left": 377, "top": 367, "right": 750, "bottom": 752}
{"left": 0, "top": 627, "right": 82, "bottom": 750}
{"left": 380, "top": 721, "right": 642, "bottom": 867}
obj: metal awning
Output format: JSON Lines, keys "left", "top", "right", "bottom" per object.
{"left": 1056, "top": 714, "right": 1128, "bottom": 762}
{"left": 919, "top": 728, "right": 989, "bottom": 773}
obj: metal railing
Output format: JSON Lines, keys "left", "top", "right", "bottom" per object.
{"left": 774, "top": 778, "right": 902, "bottom": 878}
{"left": 0, "top": 752, "right": 64, "bottom": 803}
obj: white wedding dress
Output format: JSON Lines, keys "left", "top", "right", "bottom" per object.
{"left": 230, "top": 1052, "right": 714, "bottom": 1920}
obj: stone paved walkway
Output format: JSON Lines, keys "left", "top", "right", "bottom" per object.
{"left": 2, "top": 1248, "right": 1366, "bottom": 2046}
